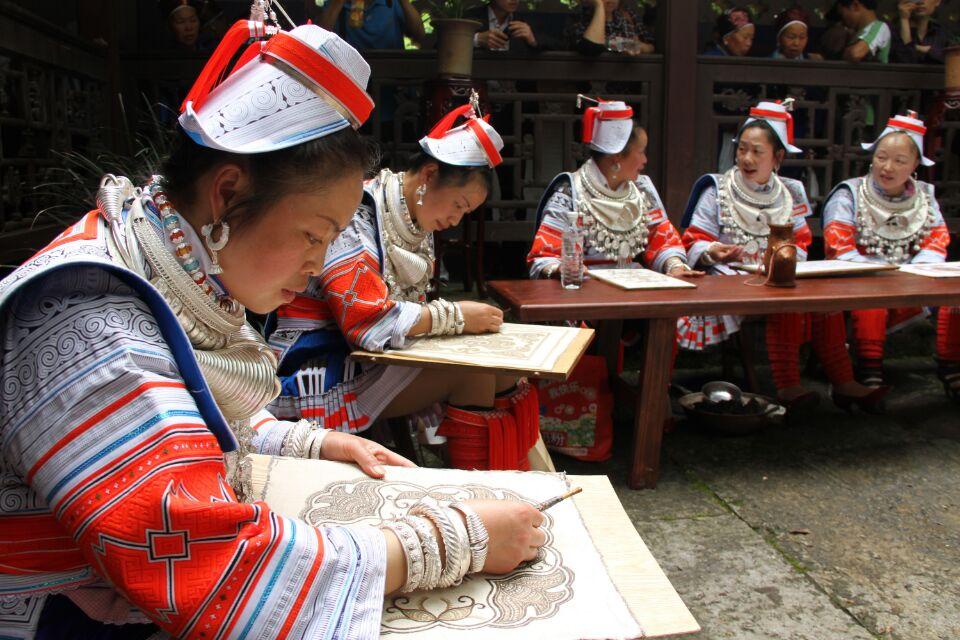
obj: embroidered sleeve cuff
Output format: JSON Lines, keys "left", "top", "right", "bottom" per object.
{"left": 389, "top": 300, "right": 425, "bottom": 350}
{"left": 688, "top": 241, "right": 717, "bottom": 268}
{"left": 654, "top": 248, "right": 687, "bottom": 274}
{"left": 530, "top": 256, "right": 562, "bottom": 279}
{"left": 310, "top": 525, "right": 387, "bottom": 640}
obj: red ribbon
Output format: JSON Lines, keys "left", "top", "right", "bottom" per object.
{"left": 749, "top": 107, "right": 794, "bottom": 145}
{"left": 888, "top": 117, "right": 926, "bottom": 136}
{"left": 465, "top": 118, "right": 503, "bottom": 167}
{"left": 581, "top": 106, "right": 634, "bottom": 144}
{"left": 426, "top": 104, "right": 474, "bottom": 139}
{"left": 262, "top": 31, "right": 373, "bottom": 127}
{"left": 426, "top": 104, "right": 502, "bottom": 167}
{"left": 181, "top": 20, "right": 265, "bottom": 113}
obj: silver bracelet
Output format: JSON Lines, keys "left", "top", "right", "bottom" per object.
{"left": 450, "top": 502, "right": 489, "bottom": 574}
{"left": 427, "top": 302, "right": 439, "bottom": 336}
{"left": 281, "top": 420, "right": 312, "bottom": 458}
{"left": 305, "top": 427, "right": 328, "bottom": 459}
{"left": 453, "top": 302, "right": 465, "bottom": 335}
{"left": 407, "top": 515, "right": 442, "bottom": 590}
{"left": 381, "top": 519, "right": 425, "bottom": 593}
{"left": 447, "top": 507, "right": 472, "bottom": 585}
{"left": 410, "top": 503, "right": 467, "bottom": 588}
{"left": 664, "top": 256, "right": 689, "bottom": 274}
{"left": 700, "top": 242, "right": 721, "bottom": 267}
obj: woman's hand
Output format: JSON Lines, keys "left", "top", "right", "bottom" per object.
{"left": 898, "top": 0, "right": 917, "bottom": 20}
{"left": 507, "top": 21, "right": 536, "bottom": 46}
{"left": 464, "top": 499, "right": 546, "bottom": 574}
{"left": 706, "top": 243, "right": 744, "bottom": 264}
{"left": 668, "top": 264, "right": 706, "bottom": 278}
{"left": 459, "top": 301, "right": 504, "bottom": 334}
{"left": 476, "top": 29, "right": 509, "bottom": 49}
{"left": 319, "top": 431, "right": 416, "bottom": 478}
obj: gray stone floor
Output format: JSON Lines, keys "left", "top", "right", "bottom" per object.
{"left": 555, "top": 353, "right": 960, "bottom": 640}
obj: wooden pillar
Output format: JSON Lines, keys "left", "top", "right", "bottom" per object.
{"left": 660, "top": 0, "right": 699, "bottom": 225}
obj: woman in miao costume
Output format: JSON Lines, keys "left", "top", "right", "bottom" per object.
{"left": 268, "top": 99, "right": 550, "bottom": 473}
{"left": 681, "top": 99, "right": 888, "bottom": 413}
{"left": 822, "top": 111, "right": 960, "bottom": 400}
{"left": 528, "top": 95, "right": 694, "bottom": 281}
{"left": 0, "top": 14, "right": 545, "bottom": 639}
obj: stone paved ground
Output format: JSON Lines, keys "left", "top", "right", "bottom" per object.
{"left": 443, "top": 280, "right": 958, "bottom": 639}
{"left": 554, "top": 340, "right": 960, "bottom": 640}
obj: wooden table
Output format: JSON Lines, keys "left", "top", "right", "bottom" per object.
{"left": 488, "top": 272, "right": 960, "bottom": 489}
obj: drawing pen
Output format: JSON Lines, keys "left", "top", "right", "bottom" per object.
{"left": 536, "top": 487, "right": 582, "bottom": 512}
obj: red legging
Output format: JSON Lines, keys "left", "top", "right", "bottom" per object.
{"left": 766, "top": 313, "right": 855, "bottom": 391}
{"left": 852, "top": 307, "right": 960, "bottom": 363}
{"left": 937, "top": 307, "right": 960, "bottom": 363}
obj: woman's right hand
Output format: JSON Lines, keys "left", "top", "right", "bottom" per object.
{"left": 476, "top": 29, "right": 509, "bottom": 49}
{"left": 706, "top": 243, "right": 744, "bottom": 264}
{"left": 458, "top": 301, "right": 504, "bottom": 334}
{"left": 897, "top": 0, "right": 917, "bottom": 19}
{"left": 464, "top": 499, "right": 546, "bottom": 574}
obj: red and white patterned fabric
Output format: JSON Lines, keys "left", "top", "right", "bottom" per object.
{"left": 418, "top": 103, "right": 504, "bottom": 168}
{"left": 679, "top": 173, "right": 813, "bottom": 350}
{"left": 527, "top": 173, "right": 685, "bottom": 278}
{"left": 267, "top": 176, "right": 424, "bottom": 429}
{"left": 579, "top": 98, "right": 634, "bottom": 154}
{"left": 179, "top": 22, "right": 373, "bottom": 153}
{"left": 823, "top": 176, "right": 958, "bottom": 364}
{"left": 0, "top": 210, "right": 386, "bottom": 639}
{"left": 860, "top": 111, "right": 935, "bottom": 167}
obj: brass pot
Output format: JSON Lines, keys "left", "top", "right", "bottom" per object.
{"left": 761, "top": 223, "right": 797, "bottom": 288}
{"left": 434, "top": 19, "right": 482, "bottom": 79}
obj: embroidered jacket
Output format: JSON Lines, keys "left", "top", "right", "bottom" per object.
{"left": 0, "top": 208, "right": 385, "bottom": 639}
{"left": 822, "top": 177, "right": 949, "bottom": 264}
{"left": 527, "top": 173, "right": 685, "bottom": 278}
{"left": 267, "top": 175, "right": 424, "bottom": 429}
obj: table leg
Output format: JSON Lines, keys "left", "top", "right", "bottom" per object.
{"left": 595, "top": 319, "right": 623, "bottom": 382}
{"left": 629, "top": 317, "right": 676, "bottom": 490}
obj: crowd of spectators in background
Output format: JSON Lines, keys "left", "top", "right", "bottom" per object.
{"left": 155, "top": 0, "right": 953, "bottom": 65}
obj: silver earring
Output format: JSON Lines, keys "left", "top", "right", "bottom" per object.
{"left": 416, "top": 184, "right": 426, "bottom": 206}
{"left": 201, "top": 219, "right": 230, "bottom": 274}
{"left": 612, "top": 161, "right": 621, "bottom": 180}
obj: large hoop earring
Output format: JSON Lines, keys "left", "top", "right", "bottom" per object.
{"left": 416, "top": 184, "right": 427, "bottom": 206}
{"left": 201, "top": 219, "right": 230, "bottom": 274}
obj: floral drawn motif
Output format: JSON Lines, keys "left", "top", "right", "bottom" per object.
{"left": 298, "top": 479, "right": 575, "bottom": 633}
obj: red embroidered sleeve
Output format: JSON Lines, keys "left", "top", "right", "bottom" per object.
{"left": 318, "top": 249, "right": 395, "bottom": 347}
{"left": 643, "top": 217, "right": 684, "bottom": 266}
{"left": 823, "top": 220, "right": 859, "bottom": 259}
{"left": 921, "top": 224, "right": 950, "bottom": 257}
{"left": 681, "top": 226, "right": 718, "bottom": 250}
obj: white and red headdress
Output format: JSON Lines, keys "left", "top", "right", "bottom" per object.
{"left": 418, "top": 102, "right": 504, "bottom": 168}
{"left": 861, "top": 111, "right": 935, "bottom": 167}
{"left": 178, "top": 20, "right": 373, "bottom": 154}
{"left": 741, "top": 99, "right": 802, "bottom": 154}
{"left": 579, "top": 95, "right": 634, "bottom": 154}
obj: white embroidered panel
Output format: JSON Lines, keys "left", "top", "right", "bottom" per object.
{"left": 247, "top": 456, "right": 646, "bottom": 639}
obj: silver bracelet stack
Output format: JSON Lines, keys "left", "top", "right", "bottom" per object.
{"left": 281, "top": 420, "right": 329, "bottom": 459}
{"left": 426, "top": 298, "right": 465, "bottom": 336}
{"left": 380, "top": 501, "right": 489, "bottom": 593}
{"left": 451, "top": 502, "right": 489, "bottom": 573}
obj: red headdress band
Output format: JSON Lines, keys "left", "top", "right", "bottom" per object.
{"left": 262, "top": 31, "right": 374, "bottom": 126}
{"left": 581, "top": 106, "right": 634, "bottom": 144}
{"left": 749, "top": 107, "right": 794, "bottom": 145}
{"left": 181, "top": 22, "right": 374, "bottom": 128}
{"left": 426, "top": 104, "right": 502, "bottom": 167}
